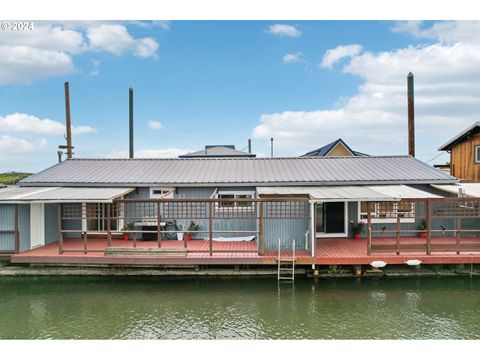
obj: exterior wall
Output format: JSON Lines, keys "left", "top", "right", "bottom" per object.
{"left": 264, "top": 217, "right": 310, "bottom": 250}
{"left": 0, "top": 204, "right": 15, "bottom": 252}
{"left": 18, "top": 204, "right": 30, "bottom": 252}
{"left": 62, "top": 203, "right": 82, "bottom": 238}
{"left": 328, "top": 143, "right": 353, "bottom": 157}
{"left": 44, "top": 204, "right": 59, "bottom": 244}
{"left": 450, "top": 132, "right": 480, "bottom": 182}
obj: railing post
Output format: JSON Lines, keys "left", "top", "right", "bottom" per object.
{"left": 312, "top": 202, "right": 317, "bottom": 258}
{"left": 14, "top": 204, "right": 19, "bottom": 254}
{"left": 57, "top": 204, "right": 63, "bottom": 254}
{"left": 456, "top": 216, "right": 461, "bottom": 255}
{"left": 367, "top": 202, "right": 372, "bottom": 255}
{"left": 157, "top": 202, "right": 162, "bottom": 248}
{"left": 426, "top": 199, "right": 431, "bottom": 255}
{"left": 258, "top": 202, "right": 264, "bottom": 256}
{"left": 209, "top": 202, "right": 213, "bottom": 256}
{"left": 107, "top": 203, "right": 112, "bottom": 248}
{"left": 83, "top": 230, "right": 88, "bottom": 254}
{"left": 396, "top": 214, "right": 400, "bottom": 255}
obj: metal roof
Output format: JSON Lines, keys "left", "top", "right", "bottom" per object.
{"left": 438, "top": 122, "right": 480, "bottom": 151}
{"left": 257, "top": 185, "right": 441, "bottom": 201}
{"left": 0, "top": 186, "right": 134, "bottom": 203}
{"left": 20, "top": 156, "right": 456, "bottom": 187}
{"left": 431, "top": 183, "right": 480, "bottom": 197}
{"left": 179, "top": 145, "right": 256, "bottom": 158}
{"left": 302, "top": 138, "right": 368, "bottom": 157}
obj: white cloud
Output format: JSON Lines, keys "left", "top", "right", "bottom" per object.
{"left": 253, "top": 21, "right": 480, "bottom": 161}
{"left": 130, "top": 21, "right": 171, "bottom": 31}
{"left": 320, "top": 44, "right": 363, "bottom": 69}
{"left": 0, "top": 21, "right": 159, "bottom": 85}
{"left": 0, "top": 113, "right": 96, "bottom": 135}
{"left": 148, "top": 120, "right": 163, "bottom": 130}
{"left": 266, "top": 24, "right": 301, "bottom": 38}
{"left": 0, "top": 135, "right": 47, "bottom": 157}
{"left": 282, "top": 52, "right": 304, "bottom": 64}
{"left": 106, "top": 148, "right": 193, "bottom": 158}
{"left": 392, "top": 21, "right": 480, "bottom": 45}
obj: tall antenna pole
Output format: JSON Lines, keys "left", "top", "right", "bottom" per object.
{"left": 129, "top": 87, "right": 134, "bottom": 159}
{"left": 407, "top": 72, "right": 415, "bottom": 157}
{"left": 64, "top": 81, "right": 73, "bottom": 159}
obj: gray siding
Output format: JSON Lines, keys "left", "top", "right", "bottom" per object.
{"left": 0, "top": 204, "right": 15, "bottom": 252}
{"left": 18, "top": 204, "right": 30, "bottom": 252}
{"left": 44, "top": 204, "right": 58, "bottom": 244}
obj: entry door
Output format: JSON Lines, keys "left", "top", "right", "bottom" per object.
{"left": 316, "top": 202, "right": 346, "bottom": 235}
{"left": 30, "top": 203, "right": 45, "bottom": 248}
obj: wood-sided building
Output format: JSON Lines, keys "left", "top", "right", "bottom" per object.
{"left": 439, "top": 122, "right": 480, "bottom": 182}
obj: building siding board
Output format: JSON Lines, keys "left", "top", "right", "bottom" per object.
{"left": 44, "top": 204, "right": 58, "bottom": 244}
{"left": 0, "top": 204, "right": 14, "bottom": 252}
{"left": 18, "top": 204, "right": 30, "bottom": 252}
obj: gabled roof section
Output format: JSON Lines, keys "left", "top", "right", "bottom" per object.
{"left": 20, "top": 156, "right": 456, "bottom": 187}
{"left": 438, "top": 122, "right": 480, "bottom": 151}
{"left": 302, "top": 138, "right": 368, "bottom": 157}
{"left": 179, "top": 145, "right": 256, "bottom": 158}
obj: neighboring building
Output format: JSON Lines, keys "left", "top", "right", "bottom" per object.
{"left": 438, "top": 122, "right": 480, "bottom": 182}
{"left": 179, "top": 145, "right": 256, "bottom": 158}
{"left": 0, "top": 155, "right": 461, "bottom": 257}
{"left": 302, "top": 138, "right": 368, "bottom": 157}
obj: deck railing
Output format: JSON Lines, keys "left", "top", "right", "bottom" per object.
{"left": 57, "top": 197, "right": 311, "bottom": 256}
{"left": 367, "top": 197, "right": 480, "bottom": 255}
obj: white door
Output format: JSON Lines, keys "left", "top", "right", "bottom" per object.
{"left": 30, "top": 203, "right": 45, "bottom": 248}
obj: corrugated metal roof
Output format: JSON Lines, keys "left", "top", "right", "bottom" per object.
{"left": 0, "top": 186, "right": 134, "bottom": 203}
{"left": 438, "top": 122, "right": 480, "bottom": 151}
{"left": 20, "top": 156, "right": 456, "bottom": 187}
{"left": 367, "top": 185, "right": 442, "bottom": 199}
{"left": 257, "top": 186, "right": 396, "bottom": 201}
{"left": 431, "top": 183, "right": 480, "bottom": 197}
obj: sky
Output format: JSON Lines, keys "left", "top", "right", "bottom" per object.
{"left": 1, "top": 20, "right": 480, "bottom": 172}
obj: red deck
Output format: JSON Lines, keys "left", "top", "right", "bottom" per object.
{"left": 9, "top": 236, "right": 480, "bottom": 266}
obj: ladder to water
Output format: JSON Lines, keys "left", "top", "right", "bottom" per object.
{"left": 277, "top": 238, "right": 296, "bottom": 281}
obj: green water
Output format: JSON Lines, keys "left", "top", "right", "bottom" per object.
{"left": 1, "top": 276, "right": 480, "bottom": 339}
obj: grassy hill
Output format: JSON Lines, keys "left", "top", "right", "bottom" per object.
{"left": 0, "top": 172, "right": 33, "bottom": 185}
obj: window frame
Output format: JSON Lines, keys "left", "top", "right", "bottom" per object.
{"left": 216, "top": 190, "right": 256, "bottom": 210}
{"left": 149, "top": 187, "right": 174, "bottom": 199}
{"left": 475, "top": 145, "right": 480, "bottom": 164}
{"left": 358, "top": 201, "right": 416, "bottom": 223}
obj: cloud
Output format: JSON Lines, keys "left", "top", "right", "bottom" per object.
{"left": 282, "top": 52, "right": 305, "bottom": 64}
{"left": 253, "top": 21, "right": 480, "bottom": 160}
{"left": 320, "top": 44, "right": 363, "bottom": 69}
{"left": 266, "top": 24, "right": 301, "bottom": 38}
{"left": 392, "top": 21, "right": 480, "bottom": 45}
{"left": 0, "top": 21, "right": 159, "bottom": 85}
{"left": 0, "top": 113, "right": 96, "bottom": 135}
{"left": 0, "top": 135, "right": 47, "bottom": 157}
{"left": 106, "top": 148, "right": 193, "bottom": 158}
{"left": 148, "top": 120, "right": 163, "bottom": 130}
{"left": 130, "top": 21, "right": 171, "bottom": 30}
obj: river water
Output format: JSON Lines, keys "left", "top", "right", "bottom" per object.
{"left": 1, "top": 276, "right": 479, "bottom": 339}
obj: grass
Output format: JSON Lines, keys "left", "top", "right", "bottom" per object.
{"left": 0, "top": 172, "right": 32, "bottom": 185}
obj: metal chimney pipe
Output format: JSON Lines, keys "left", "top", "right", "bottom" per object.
{"left": 407, "top": 72, "right": 415, "bottom": 157}
{"left": 57, "top": 151, "right": 63, "bottom": 163}
{"left": 129, "top": 87, "right": 134, "bottom": 159}
{"left": 248, "top": 139, "right": 252, "bottom": 154}
{"left": 64, "top": 81, "right": 73, "bottom": 159}
{"left": 270, "top": 137, "right": 274, "bottom": 158}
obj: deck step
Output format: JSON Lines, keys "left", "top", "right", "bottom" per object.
{"left": 105, "top": 247, "right": 187, "bottom": 257}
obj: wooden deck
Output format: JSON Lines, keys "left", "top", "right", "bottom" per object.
{"left": 10, "top": 236, "right": 480, "bottom": 266}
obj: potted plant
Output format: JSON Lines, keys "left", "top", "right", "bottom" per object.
{"left": 122, "top": 222, "right": 134, "bottom": 241}
{"left": 177, "top": 225, "right": 184, "bottom": 241}
{"left": 186, "top": 221, "right": 200, "bottom": 241}
{"left": 351, "top": 221, "right": 365, "bottom": 239}
{"left": 418, "top": 219, "right": 427, "bottom": 238}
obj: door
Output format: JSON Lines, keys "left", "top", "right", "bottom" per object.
{"left": 316, "top": 202, "right": 346, "bottom": 236}
{"left": 30, "top": 203, "right": 45, "bottom": 248}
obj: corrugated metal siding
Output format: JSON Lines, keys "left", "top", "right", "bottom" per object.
{"left": 18, "top": 204, "right": 30, "bottom": 252}
{"left": 44, "top": 204, "right": 58, "bottom": 244}
{"left": 20, "top": 156, "right": 456, "bottom": 186}
{"left": 264, "top": 218, "right": 310, "bottom": 250}
{"left": 0, "top": 205, "right": 14, "bottom": 252}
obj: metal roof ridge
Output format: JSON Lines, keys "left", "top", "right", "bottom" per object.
{"left": 68, "top": 155, "right": 413, "bottom": 161}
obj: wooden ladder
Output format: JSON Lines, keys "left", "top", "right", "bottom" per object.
{"left": 277, "top": 238, "right": 296, "bottom": 282}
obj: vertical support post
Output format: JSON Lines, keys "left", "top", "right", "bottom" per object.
{"left": 367, "top": 202, "right": 372, "bottom": 255}
{"left": 311, "top": 202, "right": 317, "bottom": 258}
{"left": 14, "top": 204, "right": 19, "bottom": 254}
{"left": 396, "top": 214, "right": 401, "bottom": 255}
{"left": 129, "top": 87, "right": 134, "bottom": 159}
{"left": 157, "top": 202, "right": 162, "bottom": 248}
{"left": 106, "top": 203, "right": 112, "bottom": 248}
{"left": 407, "top": 72, "right": 415, "bottom": 157}
{"left": 83, "top": 230, "right": 88, "bottom": 254}
{"left": 426, "top": 199, "right": 431, "bottom": 255}
{"left": 64, "top": 81, "right": 73, "bottom": 159}
{"left": 57, "top": 204, "right": 63, "bottom": 254}
{"left": 456, "top": 217, "right": 461, "bottom": 255}
{"left": 258, "top": 201, "right": 264, "bottom": 256}
{"left": 209, "top": 201, "right": 213, "bottom": 256}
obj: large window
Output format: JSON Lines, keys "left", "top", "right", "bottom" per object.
{"left": 475, "top": 145, "right": 480, "bottom": 164}
{"left": 359, "top": 201, "right": 415, "bottom": 223}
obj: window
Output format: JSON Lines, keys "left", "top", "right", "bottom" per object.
{"left": 359, "top": 201, "right": 415, "bottom": 223}
{"left": 475, "top": 145, "right": 480, "bottom": 164}
{"left": 150, "top": 187, "right": 174, "bottom": 199}
{"left": 217, "top": 191, "right": 255, "bottom": 209}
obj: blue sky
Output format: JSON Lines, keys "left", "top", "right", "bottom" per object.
{"left": 1, "top": 20, "right": 479, "bottom": 172}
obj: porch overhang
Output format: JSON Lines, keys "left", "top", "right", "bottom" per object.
{"left": 0, "top": 186, "right": 134, "bottom": 204}
{"left": 431, "top": 183, "right": 480, "bottom": 197}
{"left": 257, "top": 185, "right": 442, "bottom": 202}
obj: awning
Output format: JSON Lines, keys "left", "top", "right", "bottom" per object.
{"left": 431, "top": 183, "right": 480, "bottom": 197}
{"left": 257, "top": 185, "right": 442, "bottom": 201}
{"left": 0, "top": 186, "right": 134, "bottom": 203}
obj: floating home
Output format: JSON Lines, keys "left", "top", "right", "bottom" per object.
{"left": 1, "top": 155, "right": 480, "bottom": 268}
